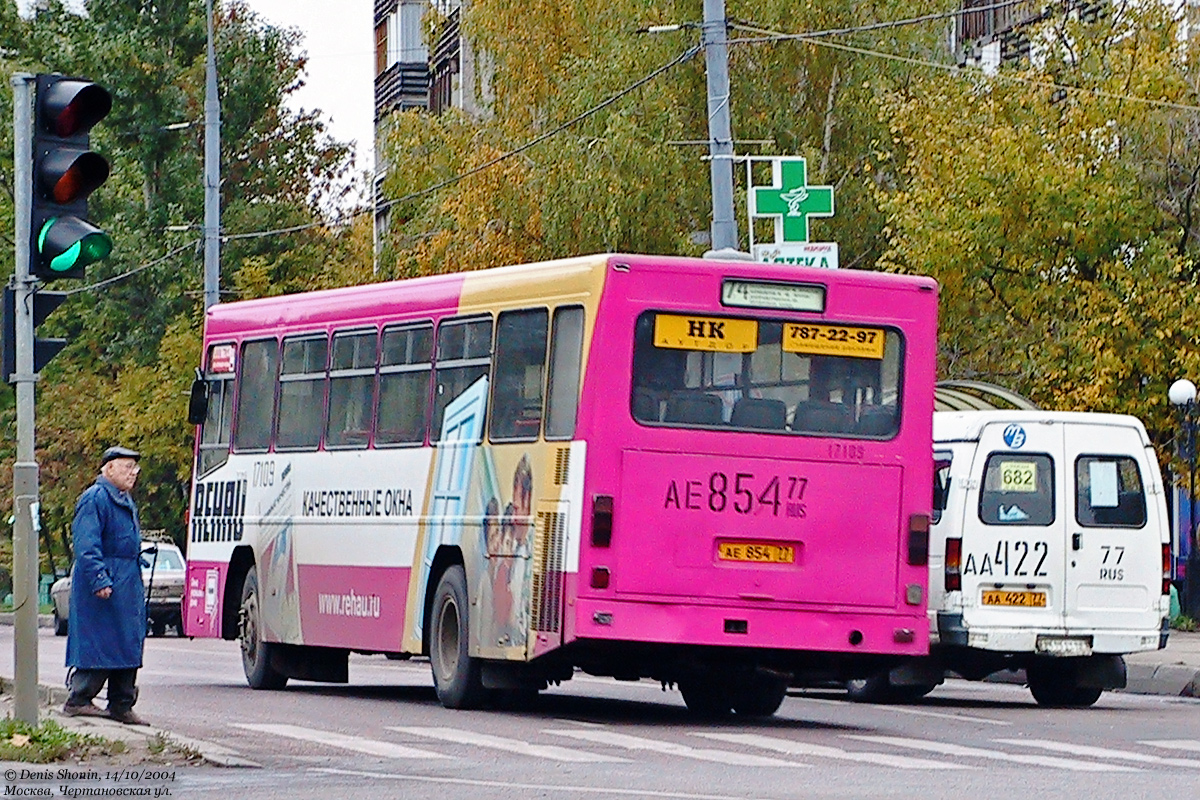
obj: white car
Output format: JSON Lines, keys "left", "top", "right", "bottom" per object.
{"left": 50, "top": 541, "right": 187, "bottom": 637}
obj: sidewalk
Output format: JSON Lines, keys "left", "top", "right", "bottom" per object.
{"left": 1123, "top": 629, "right": 1200, "bottom": 697}
{"left": 0, "top": 676, "right": 257, "bottom": 767}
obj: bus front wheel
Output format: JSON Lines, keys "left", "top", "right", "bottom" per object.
{"left": 239, "top": 566, "right": 288, "bottom": 690}
{"left": 430, "top": 565, "right": 486, "bottom": 709}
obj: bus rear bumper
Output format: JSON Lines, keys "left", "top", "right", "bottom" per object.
{"left": 572, "top": 596, "right": 928, "bottom": 657}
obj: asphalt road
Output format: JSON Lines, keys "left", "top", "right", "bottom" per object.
{"left": 2, "top": 627, "right": 1199, "bottom": 800}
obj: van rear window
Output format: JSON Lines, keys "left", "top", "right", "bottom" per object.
{"left": 979, "top": 453, "right": 1054, "bottom": 526}
{"left": 1075, "top": 456, "right": 1146, "bottom": 528}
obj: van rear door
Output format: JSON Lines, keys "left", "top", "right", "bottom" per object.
{"left": 961, "top": 421, "right": 1066, "bottom": 634}
{"left": 1062, "top": 422, "right": 1162, "bottom": 636}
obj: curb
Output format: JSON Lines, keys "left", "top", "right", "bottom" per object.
{"left": 983, "top": 664, "right": 1200, "bottom": 698}
{"left": 0, "top": 613, "right": 55, "bottom": 628}
{"left": 0, "top": 675, "right": 69, "bottom": 706}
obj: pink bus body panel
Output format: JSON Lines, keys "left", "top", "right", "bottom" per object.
{"left": 567, "top": 254, "right": 937, "bottom": 656}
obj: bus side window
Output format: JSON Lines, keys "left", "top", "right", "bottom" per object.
{"left": 326, "top": 329, "right": 377, "bottom": 449}
{"left": 232, "top": 338, "right": 279, "bottom": 453}
{"left": 377, "top": 322, "right": 433, "bottom": 446}
{"left": 545, "top": 306, "right": 584, "bottom": 440}
{"left": 198, "top": 343, "right": 235, "bottom": 475}
{"left": 276, "top": 334, "right": 329, "bottom": 451}
{"left": 433, "top": 316, "right": 492, "bottom": 441}
{"left": 490, "top": 308, "right": 548, "bottom": 442}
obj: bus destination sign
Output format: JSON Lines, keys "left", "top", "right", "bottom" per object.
{"left": 654, "top": 314, "right": 757, "bottom": 352}
{"left": 721, "top": 280, "right": 826, "bottom": 312}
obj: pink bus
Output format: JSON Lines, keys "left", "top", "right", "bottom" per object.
{"left": 184, "top": 252, "right": 938, "bottom": 715}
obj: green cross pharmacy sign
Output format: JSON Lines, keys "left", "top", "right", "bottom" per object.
{"left": 747, "top": 156, "right": 838, "bottom": 268}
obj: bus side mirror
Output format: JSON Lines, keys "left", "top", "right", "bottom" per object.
{"left": 187, "top": 372, "right": 209, "bottom": 426}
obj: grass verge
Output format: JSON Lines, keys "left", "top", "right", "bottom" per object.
{"left": 0, "top": 717, "right": 126, "bottom": 763}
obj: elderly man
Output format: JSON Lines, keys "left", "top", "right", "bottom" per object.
{"left": 62, "top": 446, "right": 149, "bottom": 725}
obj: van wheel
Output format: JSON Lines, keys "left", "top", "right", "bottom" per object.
{"left": 889, "top": 683, "right": 938, "bottom": 703}
{"left": 846, "top": 673, "right": 892, "bottom": 703}
{"left": 848, "top": 673, "right": 937, "bottom": 704}
{"left": 53, "top": 609, "right": 67, "bottom": 637}
{"left": 239, "top": 566, "right": 288, "bottom": 690}
{"left": 679, "top": 672, "right": 733, "bottom": 716}
{"left": 730, "top": 673, "right": 789, "bottom": 717}
{"left": 429, "top": 565, "right": 486, "bottom": 709}
{"left": 1027, "top": 661, "right": 1102, "bottom": 707}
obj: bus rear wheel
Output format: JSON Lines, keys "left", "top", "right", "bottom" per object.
{"left": 730, "top": 672, "right": 789, "bottom": 717}
{"left": 679, "top": 673, "right": 733, "bottom": 716}
{"left": 239, "top": 566, "right": 288, "bottom": 690}
{"left": 430, "top": 565, "right": 486, "bottom": 709}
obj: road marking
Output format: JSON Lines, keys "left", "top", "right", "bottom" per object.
{"left": 1141, "top": 740, "right": 1200, "bottom": 753}
{"left": 694, "top": 732, "right": 963, "bottom": 769}
{"left": 846, "top": 735, "right": 1138, "bottom": 772}
{"left": 547, "top": 729, "right": 804, "bottom": 767}
{"left": 311, "top": 767, "right": 777, "bottom": 799}
{"left": 388, "top": 726, "right": 629, "bottom": 762}
{"left": 232, "top": 723, "right": 448, "bottom": 759}
{"left": 996, "top": 738, "right": 1200, "bottom": 768}
{"left": 796, "top": 695, "right": 1011, "bottom": 726}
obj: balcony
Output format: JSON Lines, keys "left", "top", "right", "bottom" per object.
{"left": 375, "top": 61, "right": 431, "bottom": 119}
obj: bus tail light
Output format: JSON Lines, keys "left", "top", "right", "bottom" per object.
{"left": 907, "top": 513, "right": 929, "bottom": 565}
{"left": 591, "top": 567, "right": 610, "bottom": 589}
{"left": 592, "top": 494, "right": 613, "bottom": 547}
{"left": 945, "top": 537, "right": 962, "bottom": 592}
{"left": 1163, "top": 543, "right": 1171, "bottom": 595}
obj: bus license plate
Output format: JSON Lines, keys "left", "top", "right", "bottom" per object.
{"left": 717, "top": 541, "right": 795, "bottom": 564}
{"left": 981, "top": 590, "right": 1046, "bottom": 607}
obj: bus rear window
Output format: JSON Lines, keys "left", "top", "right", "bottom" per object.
{"left": 979, "top": 453, "right": 1054, "bottom": 526}
{"left": 630, "top": 311, "right": 902, "bottom": 437}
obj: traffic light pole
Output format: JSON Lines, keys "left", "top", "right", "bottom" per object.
{"left": 10, "top": 72, "right": 42, "bottom": 726}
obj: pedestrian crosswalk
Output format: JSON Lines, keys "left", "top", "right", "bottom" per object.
{"left": 227, "top": 722, "right": 1200, "bottom": 773}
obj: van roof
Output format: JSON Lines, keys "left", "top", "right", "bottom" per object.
{"left": 933, "top": 410, "right": 1152, "bottom": 445}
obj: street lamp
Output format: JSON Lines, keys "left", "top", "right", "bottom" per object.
{"left": 1169, "top": 378, "right": 1200, "bottom": 617}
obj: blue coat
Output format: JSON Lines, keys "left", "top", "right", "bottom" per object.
{"left": 65, "top": 475, "right": 146, "bottom": 670}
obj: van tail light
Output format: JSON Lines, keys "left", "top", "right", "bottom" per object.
{"left": 907, "top": 513, "right": 930, "bottom": 565}
{"left": 1163, "top": 543, "right": 1172, "bottom": 595}
{"left": 945, "top": 537, "right": 962, "bottom": 592}
{"left": 592, "top": 494, "right": 613, "bottom": 547}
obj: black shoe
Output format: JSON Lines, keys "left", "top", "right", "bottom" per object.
{"left": 61, "top": 703, "right": 108, "bottom": 718}
{"left": 108, "top": 709, "right": 149, "bottom": 725}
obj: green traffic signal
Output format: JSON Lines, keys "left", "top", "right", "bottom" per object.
{"left": 36, "top": 216, "right": 113, "bottom": 273}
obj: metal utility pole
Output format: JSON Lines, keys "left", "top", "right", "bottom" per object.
{"left": 703, "top": 0, "right": 737, "bottom": 252}
{"left": 203, "top": 0, "right": 221, "bottom": 309}
{"left": 10, "top": 72, "right": 41, "bottom": 725}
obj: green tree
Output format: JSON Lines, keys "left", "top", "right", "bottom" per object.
{"left": 377, "top": 0, "right": 948, "bottom": 275}
{"left": 0, "top": 0, "right": 369, "bottom": 553}
{"left": 874, "top": 3, "right": 1200, "bottom": 452}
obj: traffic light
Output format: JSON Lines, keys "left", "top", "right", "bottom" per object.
{"left": 2, "top": 287, "right": 67, "bottom": 384}
{"left": 30, "top": 74, "right": 113, "bottom": 281}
